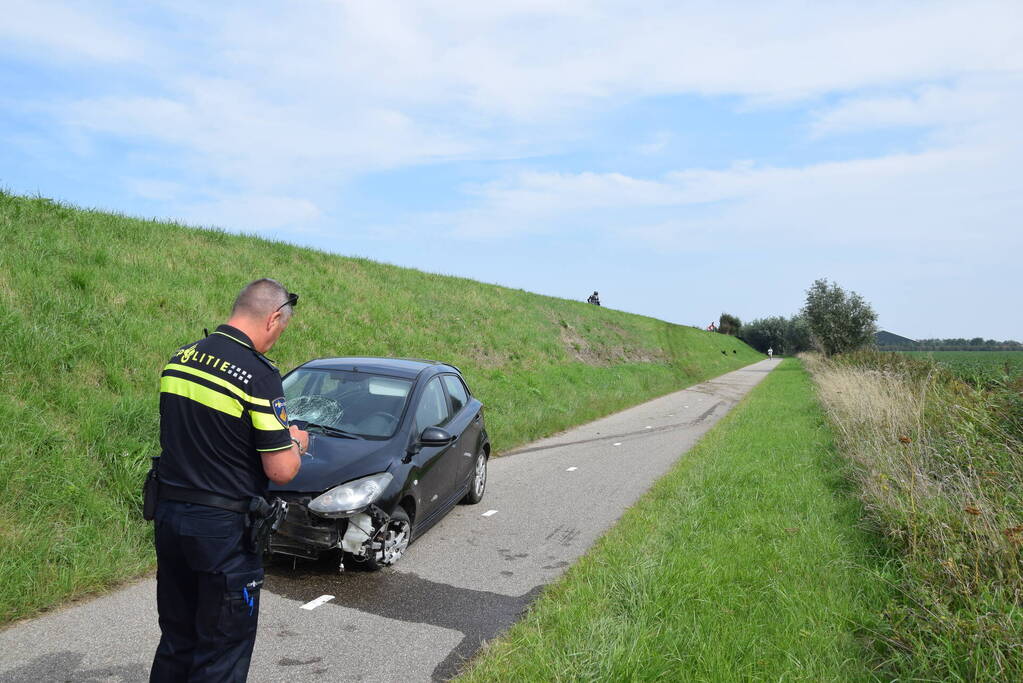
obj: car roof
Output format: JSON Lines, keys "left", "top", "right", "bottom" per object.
{"left": 297, "top": 357, "right": 460, "bottom": 379}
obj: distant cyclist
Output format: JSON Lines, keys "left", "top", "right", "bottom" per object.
{"left": 767, "top": 347, "right": 773, "bottom": 359}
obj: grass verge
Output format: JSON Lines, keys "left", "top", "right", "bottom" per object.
{"left": 459, "top": 359, "right": 893, "bottom": 681}
{"left": 806, "top": 350, "right": 1023, "bottom": 680}
{"left": 0, "top": 191, "right": 761, "bottom": 625}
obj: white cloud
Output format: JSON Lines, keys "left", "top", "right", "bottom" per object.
{"left": 41, "top": 0, "right": 1023, "bottom": 186}
{"left": 811, "top": 75, "right": 1023, "bottom": 141}
{"left": 433, "top": 141, "right": 1022, "bottom": 254}
{"left": 63, "top": 81, "right": 477, "bottom": 191}
{"left": 0, "top": 1, "right": 145, "bottom": 62}
{"left": 176, "top": 195, "right": 322, "bottom": 232}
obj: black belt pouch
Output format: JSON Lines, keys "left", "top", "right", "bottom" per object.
{"left": 142, "top": 456, "right": 160, "bottom": 521}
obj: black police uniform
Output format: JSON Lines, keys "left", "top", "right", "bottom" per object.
{"left": 151, "top": 324, "right": 291, "bottom": 682}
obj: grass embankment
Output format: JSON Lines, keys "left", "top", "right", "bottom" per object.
{"left": 461, "top": 359, "right": 891, "bottom": 681}
{"left": 806, "top": 351, "right": 1023, "bottom": 680}
{"left": 0, "top": 191, "right": 760, "bottom": 625}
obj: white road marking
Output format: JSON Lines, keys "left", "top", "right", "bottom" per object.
{"left": 645, "top": 425, "right": 652, "bottom": 429}
{"left": 566, "top": 466, "right": 578, "bottom": 472}
{"left": 613, "top": 442, "right": 622, "bottom": 446}
{"left": 481, "top": 509, "right": 498, "bottom": 517}
{"left": 300, "top": 595, "right": 335, "bottom": 610}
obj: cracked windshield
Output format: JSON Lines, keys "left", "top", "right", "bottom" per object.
{"left": 283, "top": 369, "right": 413, "bottom": 439}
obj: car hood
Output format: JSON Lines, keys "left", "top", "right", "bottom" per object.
{"left": 269, "top": 432, "right": 396, "bottom": 494}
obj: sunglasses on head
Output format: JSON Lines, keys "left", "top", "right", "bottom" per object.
{"left": 274, "top": 292, "right": 299, "bottom": 313}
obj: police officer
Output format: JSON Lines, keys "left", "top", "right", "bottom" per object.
{"left": 150, "top": 278, "right": 309, "bottom": 682}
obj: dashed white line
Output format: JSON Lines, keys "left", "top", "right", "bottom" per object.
{"left": 300, "top": 595, "right": 335, "bottom": 610}
{"left": 613, "top": 442, "right": 622, "bottom": 446}
{"left": 481, "top": 509, "right": 498, "bottom": 517}
{"left": 645, "top": 425, "right": 652, "bottom": 429}
{"left": 566, "top": 466, "right": 578, "bottom": 472}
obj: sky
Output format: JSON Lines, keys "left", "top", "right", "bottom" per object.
{"left": 2, "top": 1, "right": 1021, "bottom": 340}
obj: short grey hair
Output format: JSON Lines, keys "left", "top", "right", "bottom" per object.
{"left": 231, "top": 278, "right": 293, "bottom": 320}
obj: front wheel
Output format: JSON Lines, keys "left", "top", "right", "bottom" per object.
{"left": 461, "top": 451, "right": 488, "bottom": 505}
{"left": 357, "top": 506, "right": 411, "bottom": 571}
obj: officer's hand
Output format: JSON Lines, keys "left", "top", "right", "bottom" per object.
{"left": 289, "top": 424, "right": 309, "bottom": 453}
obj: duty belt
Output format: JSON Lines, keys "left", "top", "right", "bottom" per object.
{"left": 158, "top": 482, "right": 251, "bottom": 513}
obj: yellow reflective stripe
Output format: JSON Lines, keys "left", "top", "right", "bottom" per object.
{"left": 160, "top": 376, "right": 243, "bottom": 417}
{"left": 251, "top": 410, "right": 286, "bottom": 431}
{"left": 257, "top": 443, "right": 293, "bottom": 452}
{"left": 163, "top": 363, "right": 270, "bottom": 407}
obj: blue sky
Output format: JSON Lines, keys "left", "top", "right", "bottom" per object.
{"left": 2, "top": 1, "right": 1021, "bottom": 340}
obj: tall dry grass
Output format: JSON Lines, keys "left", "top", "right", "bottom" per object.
{"left": 804, "top": 351, "right": 1023, "bottom": 679}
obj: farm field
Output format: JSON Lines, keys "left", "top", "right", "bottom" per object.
{"left": 904, "top": 350, "right": 1023, "bottom": 385}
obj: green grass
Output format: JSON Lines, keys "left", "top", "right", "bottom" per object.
{"left": 459, "top": 359, "right": 893, "bottom": 682}
{"left": 904, "top": 350, "right": 1023, "bottom": 386}
{"left": 0, "top": 191, "right": 761, "bottom": 624}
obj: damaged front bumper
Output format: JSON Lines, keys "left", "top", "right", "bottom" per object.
{"left": 269, "top": 495, "right": 400, "bottom": 566}
{"left": 269, "top": 495, "right": 340, "bottom": 559}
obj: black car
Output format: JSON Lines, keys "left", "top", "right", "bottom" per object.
{"left": 269, "top": 357, "right": 489, "bottom": 570}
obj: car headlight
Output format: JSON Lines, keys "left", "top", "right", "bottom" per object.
{"left": 308, "top": 472, "right": 393, "bottom": 518}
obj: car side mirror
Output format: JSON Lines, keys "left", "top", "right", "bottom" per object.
{"left": 404, "top": 426, "right": 456, "bottom": 463}
{"left": 419, "top": 426, "right": 456, "bottom": 446}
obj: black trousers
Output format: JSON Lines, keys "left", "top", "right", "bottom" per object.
{"left": 150, "top": 500, "right": 263, "bottom": 683}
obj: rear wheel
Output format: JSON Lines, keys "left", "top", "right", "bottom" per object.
{"left": 461, "top": 451, "right": 487, "bottom": 504}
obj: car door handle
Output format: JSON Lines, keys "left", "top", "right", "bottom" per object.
{"left": 473, "top": 413, "right": 482, "bottom": 423}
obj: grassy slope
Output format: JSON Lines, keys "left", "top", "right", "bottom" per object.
{"left": 0, "top": 191, "right": 760, "bottom": 624}
{"left": 460, "top": 359, "right": 893, "bottom": 682}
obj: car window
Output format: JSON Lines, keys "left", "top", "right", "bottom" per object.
{"left": 282, "top": 368, "right": 320, "bottom": 397}
{"left": 415, "top": 377, "right": 450, "bottom": 430}
{"left": 442, "top": 375, "right": 469, "bottom": 415}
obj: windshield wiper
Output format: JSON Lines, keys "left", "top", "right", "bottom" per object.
{"left": 303, "top": 422, "right": 364, "bottom": 440}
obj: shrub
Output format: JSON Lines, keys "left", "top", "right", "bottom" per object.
{"left": 802, "top": 279, "right": 877, "bottom": 356}
{"left": 718, "top": 312, "right": 741, "bottom": 336}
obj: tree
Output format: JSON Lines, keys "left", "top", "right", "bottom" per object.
{"left": 740, "top": 315, "right": 813, "bottom": 355}
{"left": 785, "top": 315, "right": 812, "bottom": 354}
{"left": 801, "top": 279, "right": 878, "bottom": 356}
{"left": 739, "top": 316, "right": 787, "bottom": 353}
{"left": 718, "top": 312, "right": 742, "bottom": 336}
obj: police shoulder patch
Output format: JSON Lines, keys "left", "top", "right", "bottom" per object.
{"left": 271, "top": 398, "right": 289, "bottom": 427}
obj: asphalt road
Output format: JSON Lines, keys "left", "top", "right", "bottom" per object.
{"left": 0, "top": 359, "right": 779, "bottom": 682}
